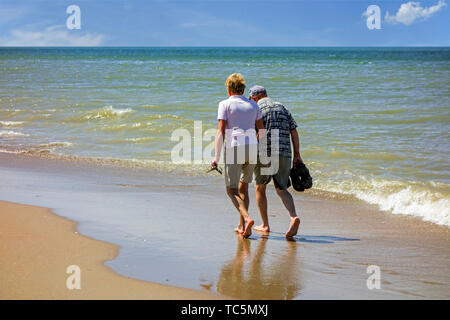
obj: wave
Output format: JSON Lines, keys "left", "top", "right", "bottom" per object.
{"left": 100, "top": 121, "right": 156, "bottom": 133}
{"left": 105, "top": 136, "right": 158, "bottom": 144}
{"left": 38, "top": 142, "right": 74, "bottom": 148}
{"left": 0, "top": 130, "right": 29, "bottom": 137}
{"left": 0, "top": 141, "right": 74, "bottom": 155}
{"left": 0, "top": 121, "right": 25, "bottom": 127}
{"left": 2, "top": 149, "right": 213, "bottom": 177}
{"left": 81, "top": 106, "right": 135, "bottom": 120}
{"left": 314, "top": 175, "right": 450, "bottom": 227}
{"left": 357, "top": 185, "right": 449, "bottom": 226}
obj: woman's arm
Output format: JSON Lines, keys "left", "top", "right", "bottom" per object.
{"left": 211, "top": 119, "right": 227, "bottom": 167}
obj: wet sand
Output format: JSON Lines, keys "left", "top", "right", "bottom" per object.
{"left": 0, "top": 200, "right": 223, "bottom": 299}
{"left": 0, "top": 151, "right": 449, "bottom": 299}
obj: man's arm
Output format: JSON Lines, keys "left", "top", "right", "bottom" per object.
{"left": 255, "top": 118, "right": 264, "bottom": 141}
{"left": 291, "top": 129, "right": 303, "bottom": 166}
{"left": 211, "top": 119, "right": 227, "bottom": 167}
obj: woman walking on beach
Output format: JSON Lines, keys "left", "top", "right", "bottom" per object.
{"left": 211, "top": 73, "right": 264, "bottom": 238}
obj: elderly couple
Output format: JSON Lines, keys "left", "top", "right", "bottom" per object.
{"left": 211, "top": 73, "right": 304, "bottom": 239}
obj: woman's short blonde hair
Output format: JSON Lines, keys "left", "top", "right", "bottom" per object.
{"left": 225, "top": 73, "right": 246, "bottom": 95}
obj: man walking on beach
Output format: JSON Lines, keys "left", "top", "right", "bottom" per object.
{"left": 249, "top": 85, "right": 303, "bottom": 238}
{"left": 211, "top": 74, "right": 264, "bottom": 238}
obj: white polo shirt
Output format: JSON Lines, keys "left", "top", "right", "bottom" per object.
{"left": 217, "top": 95, "right": 262, "bottom": 148}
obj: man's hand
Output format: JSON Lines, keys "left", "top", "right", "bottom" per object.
{"left": 211, "top": 158, "right": 219, "bottom": 168}
{"left": 293, "top": 153, "right": 303, "bottom": 167}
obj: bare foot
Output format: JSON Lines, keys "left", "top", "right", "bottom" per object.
{"left": 253, "top": 224, "right": 270, "bottom": 233}
{"left": 234, "top": 225, "right": 244, "bottom": 233}
{"left": 285, "top": 217, "right": 300, "bottom": 238}
{"left": 241, "top": 218, "right": 254, "bottom": 238}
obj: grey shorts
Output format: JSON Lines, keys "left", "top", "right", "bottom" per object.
{"left": 224, "top": 145, "right": 257, "bottom": 189}
{"left": 254, "top": 155, "right": 292, "bottom": 190}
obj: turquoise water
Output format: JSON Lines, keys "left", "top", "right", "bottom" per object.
{"left": 0, "top": 47, "right": 449, "bottom": 225}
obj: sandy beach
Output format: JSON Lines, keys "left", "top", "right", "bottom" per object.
{"left": 0, "top": 151, "right": 449, "bottom": 300}
{"left": 0, "top": 199, "right": 224, "bottom": 299}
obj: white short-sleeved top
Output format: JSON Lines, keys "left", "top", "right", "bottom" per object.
{"left": 217, "top": 95, "right": 262, "bottom": 148}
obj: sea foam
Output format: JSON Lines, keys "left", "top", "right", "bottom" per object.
{"left": 0, "top": 130, "right": 29, "bottom": 137}
{"left": 0, "top": 121, "right": 25, "bottom": 127}
{"left": 315, "top": 176, "right": 450, "bottom": 227}
{"left": 355, "top": 182, "right": 449, "bottom": 226}
{"left": 82, "top": 106, "right": 134, "bottom": 120}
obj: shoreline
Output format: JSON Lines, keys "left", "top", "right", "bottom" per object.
{"left": 0, "top": 200, "right": 223, "bottom": 300}
{"left": 2, "top": 147, "right": 444, "bottom": 227}
{"left": 2, "top": 146, "right": 448, "bottom": 229}
{"left": 1, "top": 150, "right": 449, "bottom": 299}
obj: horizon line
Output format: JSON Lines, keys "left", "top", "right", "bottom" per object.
{"left": 1, "top": 45, "right": 449, "bottom": 48}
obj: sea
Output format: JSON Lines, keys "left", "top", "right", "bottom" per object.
{"left": 0, "top": 47, "right": 449, "bottom": 226}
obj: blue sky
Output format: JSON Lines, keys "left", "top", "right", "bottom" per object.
{"left": 0, "top": 0, "right": 449, "bottom": 46}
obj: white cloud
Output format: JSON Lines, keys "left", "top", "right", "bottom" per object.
{"left": 385, "top": 0, "right": 446, "bottom": 25}
{"left": 0, "top": 25, "right": 105, "bottom": 46}
{"left": 180, "top": 22, "right": 198, "bottom": 28}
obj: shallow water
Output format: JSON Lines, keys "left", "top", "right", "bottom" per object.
{"left": 2, "top": 152, "right": 449, "bottom": 299}
{"left": 0, "top": 47, "right": 449, "bottom": 225}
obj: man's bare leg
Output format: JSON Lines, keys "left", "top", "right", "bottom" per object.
{"left": 275, "top": 188, "right": 300, "bottom": 237}
{"left": 226, "top": 186, "right": 254, "bottom": 238}
{"left": 254, "top": 184, "right": 270, "bottom": 233}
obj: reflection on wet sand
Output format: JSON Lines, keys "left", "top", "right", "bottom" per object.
{"left": 217, "top": 235, "right": 302, "bottom": 299}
